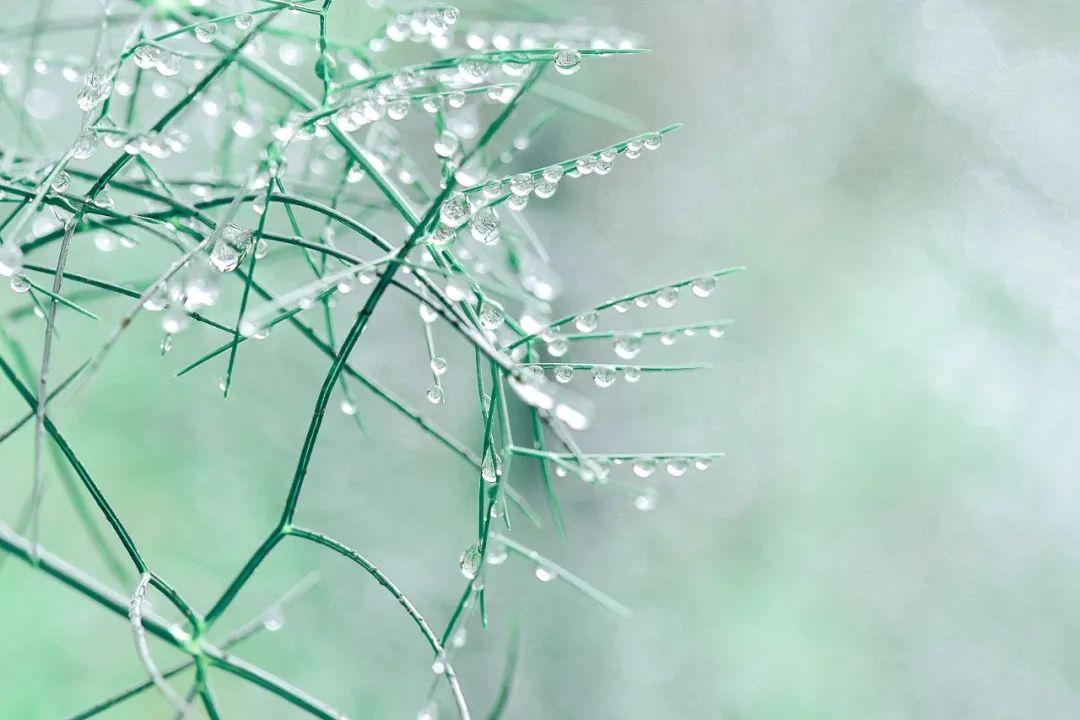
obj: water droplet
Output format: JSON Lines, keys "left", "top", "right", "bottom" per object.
{"left": 546, "top": 338, "right": 568, "bottom": 357}
{"left": 656, "top": 286, "right": 679, "bottom": 309}
{"left": 553, "top": 365, "right": 574, "bottom": 383}
{"left": 469, "top": 206, "right": 500, "bottom": 245}
{"left": 50, "top": 171, "right": 70, "bottom": 194}
{"left": 430, "top": 356, "right": 448, "bottom": 375}
{"left": 692, "top": 276, "right": 717, "bottom": 298}
{"left": 481, "top": 454, "right": 500, "bottom": 483}
{"left": 574, "top": 312, "right": 598, "bottom": 332}
{"left": 0, "top": 241, "right": 23, "bottom": 276}
{"left": 210, "top": 224, "right": 254, "bottom": 272}
{"left": 459, "top": 543, "right": 482, "bottom": 579}
{"left": 708, "top": 326, "right": 726, "bottom": 339}
{"left": 440, "top": 193, "right": 472, "bottom": 228}
{"left": 614, "top": 334, "right": 642, "bottom": 360}
{"left": 660, "top": 331, "right": 677, "bottom": 346}
{"left": 507, "top": 193, "right": 528, "bottom": 212}
{"left": 160, "top": 334, "right": 173, "bottom": 354}
{"left": 72, "top": 131, "right": 98, "bottom": 160}
{"left": 592, "top": 365, "right": 616, "bottom": 388}
{"left": 194, "top": 23, "right": 217, "bottom": 44}
{"left": 643, "top": 132, "right": 663, "bottom": 150}
{"left": 613, "top": 301, "right": 629, "bottom": 313}
{"left": 625, "top": 141, "right": 643, "bottom": 159}
{"left": 509, "top": 173, "right": 534, "bottom": 197}
{"left": 387, "top": 98, "right": 410, "bottom": 121}
{"left": 431, "top": 654, "right": 447, "bottom": 675}
{"left": 445, "top": 277, "right": 469, "bottom": 302}
{"left": 534, "top": 565, "right": 557, "bottom": 582}
{"left": 9, "top": 275, "right": 30, "bottom": 293}
{"left": 694, "top": 458, "right": 712, "bottom": 471}
{"left": 634, "top": 293, "right": 653, "bottom": 309}
{"left": 426, "top": 385, "right": 444, "bottom": 404}
{"left": 486, "top": 541, "right": 508, "bottom": 565}
{"left": 94, "top": 232, "right": 118, "bottom": 253}
{"left": 340, "top": 400, "right": 357, "bottom": 416}
{"left": 161, "top": 309, "right": 189, "bottom": 334}
{"left": 666, "top": 458, "right": 689, "bottom": 477}
{"left": 553, "top": 48, "right": 582, "bottom": 75}
{"left": 479, "top": 302, "right": 505, "bottom": 330}
{"left": 634, "top": 489, "right": 658, "bottom": 512}
{"left": 451, "top": 627, "right": 467, "bottom": 648}
{"left": 632, "top": 458, "right": 657, "bottom": 477}
{"left": 433, "top": 129, "right": 459, "bottom": 158}
{"left": 234, "top": 13, "right": 254, "bottom": 30}
{"left": 446, "top": 91, "right": 466, "bottom": 109}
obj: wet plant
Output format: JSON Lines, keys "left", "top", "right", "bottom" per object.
{"left": 0, "top": 2, "right": 741, "bottom": 718}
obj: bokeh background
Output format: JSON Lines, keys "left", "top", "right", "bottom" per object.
{"left": 3, "top": 1, "right": 1080, "bottom": 717}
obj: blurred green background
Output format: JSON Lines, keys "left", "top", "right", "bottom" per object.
{"left": 4, "top": 1, "right": 1080, "bottom": 718}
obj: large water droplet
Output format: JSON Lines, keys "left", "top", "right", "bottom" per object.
{"left": 469, "top": 206, "right": 500, "bottom": 245}
{"left": 553, "top": 48, "right": 582, "bottom": 75}
{"left": 692, "top": 276, "right": 717, "bottom": 297}
{"left": 592, "top": 365, "right": 616, "bottom": 388}
{"left": 194, "top": 23, "right": 217, "bottom": 44}
{"left": 553, "top": 365, "right": 574, "bottom": 383}
{"left": 459, "top": 543, "right": 482, "bottom": 579}
{"left": 632, "top": 458, "right": 656, "bottom": 477}
{"left": 614, "top": 334, "right": 642, "bottom": 359}
{"left": 439, "top": 193, "right": 472, "bottom": 228}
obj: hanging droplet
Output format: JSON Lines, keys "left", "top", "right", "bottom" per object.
{"left": 546, "top": 338, "right": 568, "bottom": 357}
{"left": 479, "top": 302, "right": 505, "bottom": 330}
{"left": 419, "top": 303, "right": 438, "bottom": 323}
{"left": 634, "top": 489, "right": 658, "bottom": 512}
{"left": 430, "top": 222, "right": 456, "bottom": 247}
{"left": 666, "top": 458, "right": 689, "bottom": 477}
{"left": 708, "top": 326, "right": 726, "bottom": 339}
{"left": 507, "top": 194, "right": 528, "bottom": 212}
{"left": 209, "top": 224, "right": 255, "bottom": 272}
{"left": 592, "top": 365, "right": 617, "bottom": 388}
{"left": 535, "top": 565, "right": 557, "bottom": 582}
{"left": 509, "top": 173, "right": 534, "bottom": 197}
{"left": 613, "top": 301, "right": 629, "bottom": 313}
{"left": 459, "top": 543, "right": 482, "bottom": 579}
{"left": 486, "top": 541, "right": 508, "bottom": 565}
{"left": 50, "top": 171, "right": 70, "bottom": 194}
{"left": 160, "top": 334, "right": 173, "bottom": 354}
{"left": 234, "top": 13, "right": 254, "bottom": 30}
{"left": 660, "top": 331, "right": 677, "bottom": 346}
{"left": 430, "top": 357, "right": 448, "bottom": 375}
{"left": 439, "top": 193, "right": 472, "bottom": 228}
{"left": 553, "top": 365, "right": 574, "bottom": 383}
{"left": 469, "top": 205, "right": 501, "bottom": 245}
{"left": 574, "top": 312, "right": 599, "bottom": 332}
{"left": 632, "top": 458, "right": 657, "bottom": 478}
{"left": 445, "top": 277, "right": 469, "bottom": 302}
{"left": 553, "top": 48, "right": 582, "bottom": 75}
{"left": 72, "top": 131, "right": 98, "bottom": 160}
{"left": 692, "top": 276, "right": 717, "bottom": 298}
{"left": 533, "top": 178, "right": 558, "bottom": 199}
{"left": 634, "top": 293, "right": 653, "bottom": 309}
{"left": 341, "top": 400, "right": 357, "bottom": 416}
{"left": 623, "top": 366, "right": 642, "bottom": 383}
{"left": 9, "top": 275, "right": 30, "bottom": 293}
{"left": 431, "top": 654, "right": 447, "bottom": 674}
{"left": 433, "top": 129, "right": 459, "bottom": 158}
{"left": 482, "top": 180, "right": 504, "bottom": 200}
{"left": 481, "top": 454, "right": 500, "bottom": 483}
{"left": 643, "top": 132, "right": 663, "bottom": 150}
{"left": 0, "top": 242, "right": 25, "bottom": 277}
{"left": 694, "top": 458, "right": 713, "bottom": 471}
{"left": 614, "top": 334, "right": 642, "bottom": 360}
{"left": 656, "top": 286, "right": 679, "bottom": 309}
{"left": 446, "top": 91, "right": 466, "bottom": 109}
{"left": 386, "top": 98, "right": 410, "bottom": 121}
{"left": 451, "top": 627, "right": 467, "bottom": 648}
{"left": 426, "top": 385, "right": 444, "bottom": 404}
{"left": 194, "top": 23, "right": 217, "bottom": 44}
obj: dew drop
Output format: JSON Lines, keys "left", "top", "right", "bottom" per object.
{"left": 692, "top": 276, "right": 717, "bottom": 298}
{"left": 194, "top": 23, "right": 217, "bottom": 44}
{"left": 632, "top": 458, "right": 656, "bottom": 478}
{"left": 553, "top": 48, "right": 582, "bottom": 75}
{"left": 643, "top": 132, "right": 663, "bottom": 150}
{"left": 534, "top": 565, "right": 557, "bottom": 582}
{"left": 509, "top": 173, "right": 534, "bottom": 197}
{"left": 426, "top": 385, "right": 444, "bottom": 404}
{"left": 486, "top": 541, "right": 508, "bottom": 565}
{"left": 439, "top": 193, "right": 472, "bottom": 228}
{"left": 433, "top": 129, "right": 459, "bottom": 158}
{"left": 469, "top": 206, "right": 500, "bottom": 245}
{"left": 634, "top": 489, "right": 658, "bottom": 512}
{"left": 592, "top": 365, "right": 616, "bottom": 388}
{"left": 613, "top": 334, "right": 642, "bottom": 360}
{"left": 660, "top": 331, "right": 677, "bottom": 346}
{"left": 656, "top": 286, "right": 679, "bottom": 309}
{"left": 545, "top": 338, "right": 568, "bottom": 357}
{"left": 553, "top": 365, "right": 574, "bottom": 383}
{"left": 386, "top": 98, "right": 410, "bottom": 121}
{"left": 633, "top": 293, "right": 653, "bottom": 309}
{"left": 574, "top": 312, "right": 598, "bottom": 332}
{"left": 708, "top": 326, "right": 726, "bottom": 339}
{"left": 478, "top": 302, "right": 505, "bottom": 330}
{"left": 340, "top": 400, "right": 357, "bottom": 416}
{"left": 623, "top": 366, "right": 642, "bottom": 383}
{"left": 430, "top": 356, "right": 448, "bottom": 375}
{"left": 459, "top": 543, "right": 482, "bottom": 579}
{"left": 446, "top": 91, "right": 466, "bottom": 109}
{"left": 417, "top": 700, "right": 438, "bottom": 720}
{"left": 234, "top": 13, "right": 254, "bottom": 30}
{"left": 451, "top": 628, "right": 467, "bottom": 648}
{"left": 694, "top": 458, "right": 712, "bottom": 471}
{"left": 666, "top": 458, "right": 689, "bottom": 477}
{"left": 51, "top": 171, "right": 70, "bottom": 194}
{"left": 9, "top": 275, "right": 30, "bottom": 293}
